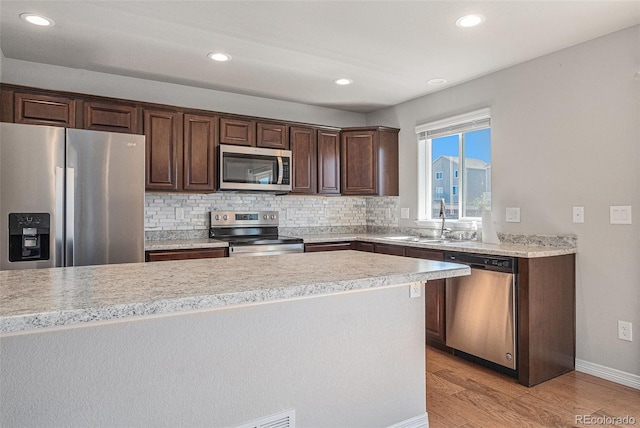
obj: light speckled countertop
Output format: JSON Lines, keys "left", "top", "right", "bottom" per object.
{"left": 0, "top": 251, "right": 469, "bottom": 334}
{"left": 145, "top": 233, "right": 576, "bottom": 258}
{"left": 298, "top": 233, "right": 577, "bottom": 258}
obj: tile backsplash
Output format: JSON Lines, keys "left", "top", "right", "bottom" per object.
{"left": 145, "top": 193, "right": 399, "bottom": 239}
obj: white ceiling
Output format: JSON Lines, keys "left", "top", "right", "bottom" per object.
{"left": 1, "top": 1, "right": 639, "bottom": 113}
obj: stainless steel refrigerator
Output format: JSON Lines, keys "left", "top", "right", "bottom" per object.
{"left": 0, "top": 122, "right": 145, "bottom": 270}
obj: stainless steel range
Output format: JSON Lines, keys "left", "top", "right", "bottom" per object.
{"left": 209, "top": 211, "right": 303, "bottom": 257}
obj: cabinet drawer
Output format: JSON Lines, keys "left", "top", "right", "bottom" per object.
{"left": 305, "top": 242, "right": 355, "bottom": 252}
{"left": 374, "top": 243, "right": 406, "bottom": 256}
{"left": 145, "top": 248, "right": 228, "bottom": 262}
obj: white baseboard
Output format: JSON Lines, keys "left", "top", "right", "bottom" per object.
{"left": 576, "top": 358, "right": 640, "bottom": 390}
{"left": 387, "top": 412, "right": 429, "bottom": 428}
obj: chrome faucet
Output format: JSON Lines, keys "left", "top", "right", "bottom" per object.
{"left": 439, "top": 199, "right": 447, "bottom": 239}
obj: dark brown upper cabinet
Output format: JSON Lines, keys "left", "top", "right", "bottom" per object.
{"left": 83, "top": 101, "right": 141, "bottom": 134}
{"left": 290, "top": 126, "right": 317, "bottom": 194}
{"left": 257, "top": 122, "right": 289, "bottom": 149}
{"left": 14, "top": 92, "right": 76, "bottom": 128}
{"left": 317, "top": 129, "right": 341, "bottom": 195}
{"left": 341, "top": 127, "right": 399, "bottom": 196}
{"left": 183, "top": 114, "right": 217, "bottom": 191}
{"left": 219, "top": 117, "right": 255, "bottom": 146}
{"left": 144, "top": 109, "right": 182, "bottom": 191}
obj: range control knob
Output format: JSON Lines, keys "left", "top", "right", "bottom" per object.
{"left": 270, "top": 215, "right": 276, "bottom": 220}
{"left": 214, "top": 215, "right": 221, "bottom": 221}
{"left": 263, "top": 215, "right": 268, "bottom": 220}
{"left": 223, "top": 215, "right": 228, "bottom": 220}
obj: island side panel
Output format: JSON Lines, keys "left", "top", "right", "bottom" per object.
{"left": 518, "top": 254, "right": 576, "bottom": 386}
{"left": 1, "top": 284, "right": 426, "bottom": 428}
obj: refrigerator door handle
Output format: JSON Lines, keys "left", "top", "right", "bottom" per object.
{"left": 65, "top": 167, "right": 75, "bottom": 266}
{"left": 55, "top": 167, "right": 65, "bottom": 267}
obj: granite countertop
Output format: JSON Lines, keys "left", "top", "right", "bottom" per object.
{"left": 0, "top": 251, "right": 469, "bottom": 334}
{"left": 144, "top": 233, "right": 576, "bottom": 258}
{"left": 292, "top": 233, "right": 577, "bottom": 258}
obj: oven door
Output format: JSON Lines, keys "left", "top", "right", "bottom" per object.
{"left": 219, "top": 144, "right": 292, "bottom": 192}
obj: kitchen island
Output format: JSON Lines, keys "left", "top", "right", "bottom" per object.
{"left": 1, "top": 251, "right": 469, "bottom": 428}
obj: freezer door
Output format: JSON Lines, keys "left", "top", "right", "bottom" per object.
{"left": 66, "top": 129, "right": 145, "bottom": 266}
{"left": 446, "top": 269, "right": 517, "bottom": 370}
{"left": 0, "top": 123, "right": 65, "bottom": 270}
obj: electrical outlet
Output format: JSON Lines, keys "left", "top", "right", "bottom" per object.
{"left": 618, "top": 321, "right": 633, "bottom": 342}
{"left": 410, "top": 282, "right": 422, "bottom": 298}
{"left": 175, "top": 207, "right": 184, "bottom": 221}
{"left": 401, "top": 208, "right": 410, "bottom": 219}
{"left": 572, "top": 206, "right": 584, "bottom": 223}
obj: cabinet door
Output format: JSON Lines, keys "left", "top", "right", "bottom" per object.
{"left": 341, "top": 130, "right": 377, "bottom": 195}
{"left": 317, "top": 130, "right": 340, "bottom": 194}
{"left": 405, "top": 247, "right": 447, "bottom": 348}
{"left": 220, "top": 117, "right": 255, "bottom": 146}
{"left": 83, "top": 101, "right": 140, "bottom": 134}
{"left": 14, "top": 92, "right": 76, "bottom": 127}
{"left": 183, "top": 114, "right": 217, "bottom": 191}
{"left": 257, "top": 122, "right": 289, "bottom": 149}
{"left": 144, "top": 110, "right": 182, "bottom": 190}
{"left": 290, "top": 126, "right": 317, "bottom": 194}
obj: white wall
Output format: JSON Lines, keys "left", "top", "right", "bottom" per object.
{"left": 1, "top": 285, "right": 426, "bottom": 427}
{"left": 0, "top": 57, "right": 366, "bottom": 128}
{"left": 367, "top": 26, "right": 640, "bottom": 377}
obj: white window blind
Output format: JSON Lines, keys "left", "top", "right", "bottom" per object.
{"left": 415, "top": 107, "right": 491, "bottom": 139}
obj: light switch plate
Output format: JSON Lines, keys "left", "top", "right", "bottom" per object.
{"left": 506, "top": 207, "right": 520, "bottom": 223}
{"left": 401, "top": 208, "right": 410, "bottom": 219}
{"left": 610, "top": 206, "right": 632, "bottom": 224}
{"left": 572, "top": 206, "right": 584, "bottom": 223}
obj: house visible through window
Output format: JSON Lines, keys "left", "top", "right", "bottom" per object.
{"left": 415, "top": 108, "right": 491, "bottom": 221}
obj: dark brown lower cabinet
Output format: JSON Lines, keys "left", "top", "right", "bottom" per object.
{"left": 373, "top": 243, "right": 406, "bottom": 256}
{"left": 518, "top": 254, "right": 576, "bottom": 386}
{"left": 404, "top": 247, "right": 448, "bottom": 350}
{"left": 145, "top": 248, "right": 228, "bottom": 262}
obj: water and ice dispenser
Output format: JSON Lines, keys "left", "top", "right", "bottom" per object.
{"left": 8, "top": 213, "right": 50, "bottom": 262}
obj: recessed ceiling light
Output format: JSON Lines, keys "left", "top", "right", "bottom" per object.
{"left": 19, "top": 13, "right": 54, "bottom": 27}
{"left": 427, "top": 78, "right": 448, "bottom": 86}
{"left": 334, "top": 78, "right": 353, "bottom": 86}
{"left": 208, "top": 52, "right": 231, "bottom": 62}
{"left": 456, "top": 14, "right": 485, "bottom": 28}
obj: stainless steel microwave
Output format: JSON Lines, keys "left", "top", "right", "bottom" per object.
{"left": 219, "top": 144, "right": 292, "bottom": 192}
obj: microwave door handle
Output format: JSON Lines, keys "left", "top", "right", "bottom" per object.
{"left": 276, "top": 156, "right": 284, "bottom": 184}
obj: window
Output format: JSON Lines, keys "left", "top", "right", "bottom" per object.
{"left": 415, "top": 108, "right": 491, "bottom": 221}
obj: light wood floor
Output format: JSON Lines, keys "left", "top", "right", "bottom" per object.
{"left": 426, "top": 346, "right": 640, "bottom": 427}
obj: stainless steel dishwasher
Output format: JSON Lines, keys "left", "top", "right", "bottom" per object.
{"left": 444, "top": 251, "right": 518, "bottom": 373}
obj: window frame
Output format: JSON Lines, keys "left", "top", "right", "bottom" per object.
{"left": 415, "top": 108, "right": 491, "bottom": 225}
